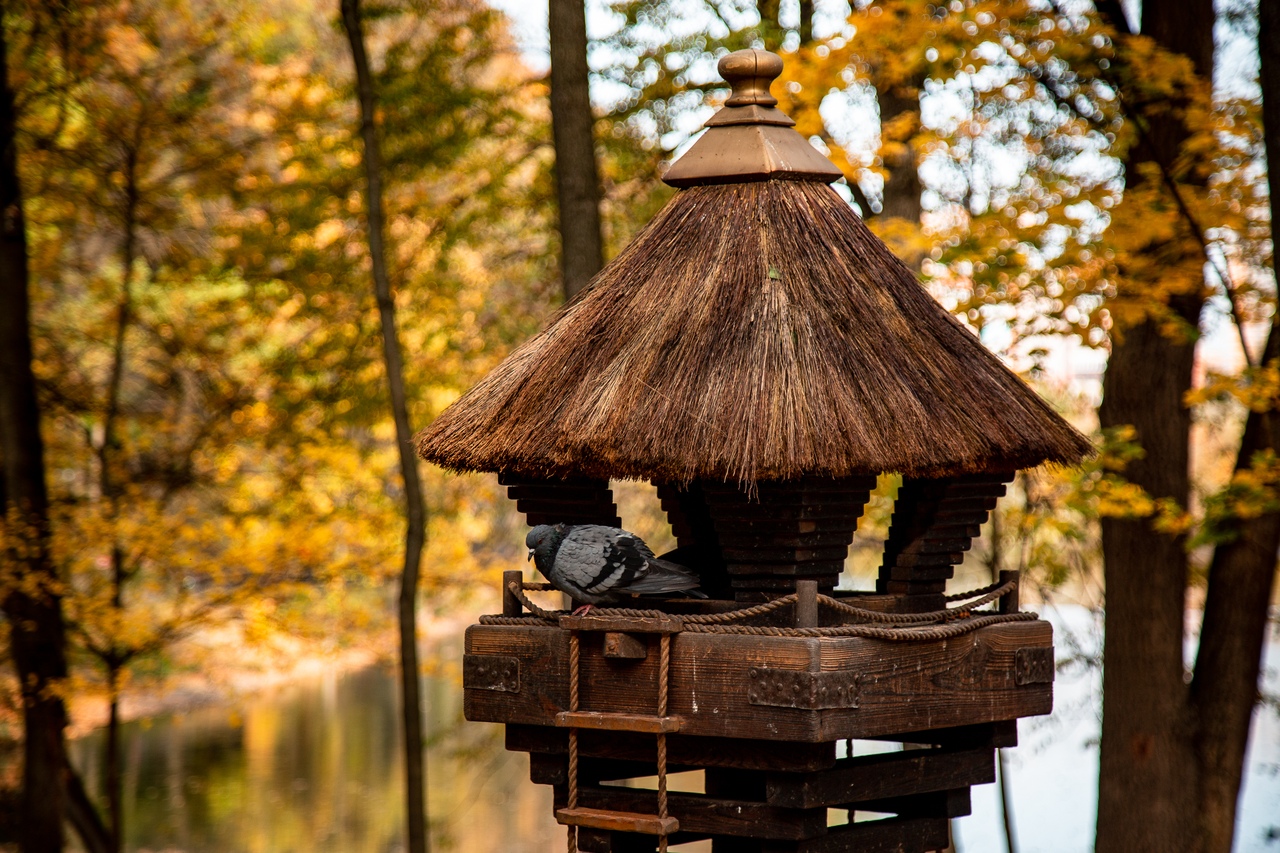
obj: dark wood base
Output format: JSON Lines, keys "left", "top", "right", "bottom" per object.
{"left": 465, "top": 615, "right": 1046, "bottom": 851}
{"left": 507, "top": 722, "right": 1016, "bottom": 852}
{"left": 465, "top": 621, "right": 1053, "bottom": 741}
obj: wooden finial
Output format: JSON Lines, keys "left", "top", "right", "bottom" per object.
{"left": 660, "top": 49, "right": 843, "bottom": 187}
{"left": 720, "top": 49, "right": 783, "bottom": 107}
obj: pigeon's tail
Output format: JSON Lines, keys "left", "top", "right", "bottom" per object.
{"left": 623, "top": 557, "right": 703, "bottom": 597}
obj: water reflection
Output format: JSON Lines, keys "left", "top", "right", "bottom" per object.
{"left": 69, "top": 639, "right": 562, "bottom": 853}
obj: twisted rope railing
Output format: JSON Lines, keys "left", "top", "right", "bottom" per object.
{"left": 481, "top": 578, "right": 1026, "bottom": 640}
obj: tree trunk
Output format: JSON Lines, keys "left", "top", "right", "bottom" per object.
{"left": 105, "top": 665, "right": 122, "bottom": 853}
{"left": 65, "top": 760, "right": 113, "bottom": 853}
{"left": 1094, "top": 1, "right": 1216, "bottom": 851}
{"left": 0, "top": 15, "right": 69, "bottom": 853}
{"left": 339, "top": 3, "right": 430, "bottom": 852}
{"left": 1185, "top": 3, "right": 1280, "bottom": 850}
{"left": 877, "top": 82, "right": 924, "bottom": 225}
{"left": 548, "top": 0, "right": 604, "bottom": 299}
{"left": 797, "top": 0, "right": 813, "bottom": 45}
{"left": 1096, "top": 309, "right": 1200, "bottom": 853}
{"left": 99, "top": 188, "right": 136, "bottom": 853}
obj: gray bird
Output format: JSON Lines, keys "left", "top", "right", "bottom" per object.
{"left": 525, "top": 524, "right": 703, "bottom": 612}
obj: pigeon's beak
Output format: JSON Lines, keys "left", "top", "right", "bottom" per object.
{"left": 527, "top": 549, "right": 534, "bottom": 562}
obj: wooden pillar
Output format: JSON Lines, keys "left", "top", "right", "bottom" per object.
{"left": 703, "top": 476, "right": 876, "bottom": 602}
{"left": 499, "top": 471, "right": 621, "bottom": 528}
{"left": 655, "top": 482, "right": 730, "bottom": 599}
{"left": 877, "top": 473, "right": 1013, "bottom": 611}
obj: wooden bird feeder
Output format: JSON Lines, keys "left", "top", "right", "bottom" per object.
{"left": 417, "top": 48, "right": 1090, "bottom": 853}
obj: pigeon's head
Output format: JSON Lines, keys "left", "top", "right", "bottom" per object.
{"left": 525, "top": 524, "right": 564, "bottom": 573}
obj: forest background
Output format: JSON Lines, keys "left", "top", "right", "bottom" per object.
{"left": 0, "top": 0, "right": 1278, "bottom": 852}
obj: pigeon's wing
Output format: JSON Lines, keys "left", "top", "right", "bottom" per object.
{"left": 554, "top": 526, "right": 649, "bottom": 598}
{"left": 618, "top": 557, "right": 702, "bottom": 596}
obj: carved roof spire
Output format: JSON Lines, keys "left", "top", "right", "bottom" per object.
{"left": 661, "top": 49, "right": 843, "bottom": 188}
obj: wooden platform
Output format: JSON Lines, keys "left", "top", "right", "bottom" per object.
{"left": 464, "top": 620, "right": 1053, "bottom": 741}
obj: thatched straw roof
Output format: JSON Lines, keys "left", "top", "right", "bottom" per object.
{"left": 415, "top": 178, "right": 1091, "bottom": 484}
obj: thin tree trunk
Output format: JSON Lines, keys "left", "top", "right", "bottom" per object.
{"left": 97, "top": 154, "right": 137, "bottom": 853}
{"left": 757, "top": 0, "right": 784, "bottom": 50}
{"left": 997, "top": 748, "right": 1017, "bottom": 853}
{"left": 105, "top": 665, "right": 122, "bottom": 853}
{"left": 1185, "top": 4, "right": 1280, "bottom": 850}
{"left": 1094, "top": 1, "right": 1215, "bottom": 851}
{"left": 797, "top": 0, "right": 813, "bottom": 45}
{"left": 548, "top": 0, "right": 603, "bottom": 299}
{"left": 339, "top": 3, "right": 430, "bottom": 852}
{"left": 65, "top": 760, "right": 113, "bottom": 853}
{"left": 100, "top": 196, "right": 135, "bottom": 853}
{"left": 0, "top": 13, "right": 69, "bottom": 852}
{"left": 872, "top": 0, "right": 926, "bottom": 269}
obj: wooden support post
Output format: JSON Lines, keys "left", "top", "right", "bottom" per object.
{"left": 796, "top": 581, "right": 818, "bottom": 629}
{"left": 999, "top": 570, "right": 1019, "bottom": 615}
{"left": 500, "top": 473, "right": 622, "bottom": 528}
{"left": 503, "top": 570, "right": 524, "bottom": 617}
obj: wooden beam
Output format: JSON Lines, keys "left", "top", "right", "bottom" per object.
{"left": 765, "top": 748, "right": 994, "bottom": 808}
{"left": 505, "top": 725, "right": 837, "bottom": 772}
{"left": 760, "top": 815, "right": 950, "bottom": 852}
{"left": 500, "top": 473, "right": 621, "bottom": 528}
{"left": 556, "top": 807, "right": 679, "bottom": 835}
{"left": 556, "top": 711, "right": 684, "bottom": 733}
{"left": 556, "top": 785, "right": 828, "bottom": 841}
{"left": 878, "top": 473, "right": 1013, "bottom": 608}
{"left": 848, "top": 787, "right": 972, "bottom": 819}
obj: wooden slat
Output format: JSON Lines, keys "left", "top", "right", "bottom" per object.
{"left": 883, "top": 579, "right": 946, "bottom": 596}
{"left": 722, "top": 546, "right": 852, "bottom": 563}
{"left": 505, "top": 725, "right": 837, "bottom": 773}
{"left": 516, "top": 498, "right": 619, "bottom": 515}
{"left": 525, "top": 512, "right": 623, "bottom": 527}
{"left": 881, "top": 564, "right": 954, "bottom": 582}
{"left": 874, "top": 720, "right": 1019, "bottom": 749}
{"left": 503, "top": 474, "right": 621, "bottom": 529}
{"left": 575, "top": 829, "right": 709, "bottom": 852}
{"left": 555, "top": 807, "right": 679, "bottom": 836}
{"left": 557, "top": 711, "right": 684, "bottom": 733}
{"left": 560, "top": 786, "right": 827, "bottom": 841}
{"left": 766, "top": 748, "right": 993, "bottom": 809}
{"left": 725, "top": 562, "right": 846, "bottom": 576}
{"left": 849, "top": 786, "right": 972, "bottom": 819}
{"left": 529, "top": 753, "right": 675, "bottom": 786}
{"left": 560, "top": 613, "right": 683, "bottom": 633}
{"left": 704, "top": 503, "right": 870, "bottom": 522}
{"left": 768, "top": 815, "right": 950, "bottom": 853}
{"left": 879, "top": 473, "right": 1013, "bottom": 597}
{"left": 703, "top": 477, "right": 872, "bottom": 599}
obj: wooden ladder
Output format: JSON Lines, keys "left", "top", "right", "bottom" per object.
{"left": 554, "top": 615, "right": 683, "bottom": 853}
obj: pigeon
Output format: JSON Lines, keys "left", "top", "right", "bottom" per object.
{"left": 525, "top": 524, "right": 703, "bottom": 612}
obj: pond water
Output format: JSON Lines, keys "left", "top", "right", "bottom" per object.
{"left": 69, "top": 608, "right": 1280, "bottom": 853}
